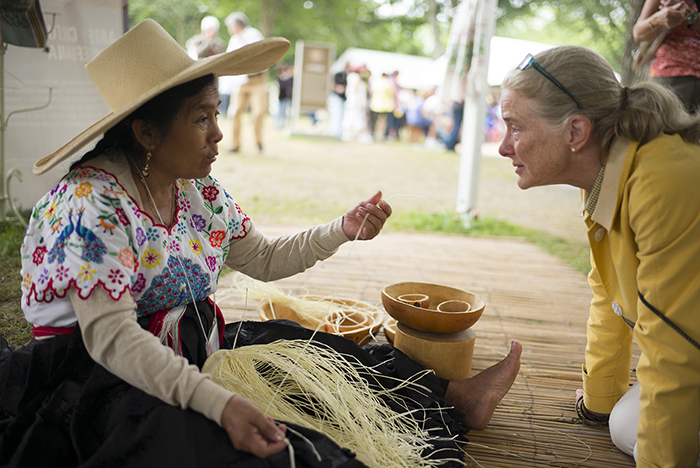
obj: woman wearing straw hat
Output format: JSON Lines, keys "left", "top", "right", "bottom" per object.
{"left": 499, "top": 45, "right": 700, "bottom": 466}
{"left": 0, "top": 19, "right": 521, "bottom": 466}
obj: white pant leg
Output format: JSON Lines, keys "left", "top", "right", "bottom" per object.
{"left": 610, "top": 381, "right": 700, "bottom": 466}
{"left": 609, "top": 381, "right": 641, "bottom": 459}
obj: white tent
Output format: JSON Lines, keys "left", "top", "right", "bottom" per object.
{"left": 330, "top": 36, "right": 556, "bottom": 92}
{"left": 486, "top": 36, "right": 556, "bottom": 86}
{"left": 330, "top": 48, "right": 439, "bottom": 91}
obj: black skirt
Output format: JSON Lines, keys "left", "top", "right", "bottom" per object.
{"left": 0, "top": 318, "right": 468, "bottom": 468}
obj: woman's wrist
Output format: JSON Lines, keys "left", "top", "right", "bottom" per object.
{"left": 575, "top": 395, "right": 610, "bottom": 426}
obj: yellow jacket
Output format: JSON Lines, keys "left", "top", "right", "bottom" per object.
{"left": 582, "top": 135, "right": 700, "bottom": 467}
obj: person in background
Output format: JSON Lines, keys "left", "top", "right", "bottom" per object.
{"left": 384, "top": 71, "right": 403, "bottom": 140}
{"left": 329, "top": 63, "right": 350, "bottom": 139}
{"left": 223, "top": 12, "right": 266, "bottom": 153}
{"left": 368, "top": 72, "right": 396, "bottom": 140}
{"left": 342, "top": 65, "right": 373, "bottom": 143}
{"left": 499, "top": 45, "right": 700, "bottom": 467}
{"left": 443, "top": 99, "right": 464, "bottom": 152}
{"left": 633, "top": 0, "right": 700, "bottom": 113}
{"left": 392, "top": 85, "right": 413, "bottom": 141}
{"left": 405, "top": 89, "right": 434, "bottom": 141}
{"left": 186, "top": 15, "right": 226, "bottom": 60}
{"left": 484, "top": 94, "right": 503, "bottom": 143}
{"left": 275, "top": 63, "right": 293, "bottom": 129}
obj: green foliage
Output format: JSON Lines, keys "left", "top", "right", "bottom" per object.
{"left": 0, "top": 220, "right": 31, "bottom": 349}
{"left": 128, "top": 0, "right": 448, "bottom": 61}
{"left": 127, "top": 0, "right": 207, "bottom": 45}
{"left": 495, "top": 0, "right": 630, "bottom": 71}
{"left": 127, "top": 0, "right": 633, "bottom": 79}
{"left": 389, "top": 210, "right": 591, "bottom": 275}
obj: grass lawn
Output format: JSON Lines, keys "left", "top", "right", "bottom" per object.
{"left": 1, "top": 219, "right": 31, "bottom": 348}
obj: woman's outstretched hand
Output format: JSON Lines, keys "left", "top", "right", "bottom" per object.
{"left": 342, "top": 191, "right": 392, "bottom": 241}
{"left": 221, "top": 395, "right": 288, "bottom": 458}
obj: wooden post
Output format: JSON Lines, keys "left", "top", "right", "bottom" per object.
{"left": 394, "top": 322, "right": 476, "bottom": 380}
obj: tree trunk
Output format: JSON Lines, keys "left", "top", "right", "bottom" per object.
{"left": 259, "top": 0, "right": 282, "bottom": 38}
{"left": 428, "top": 0, "right": 444, "bottom": 58}
{"left": 620, "top": 0, "right": 648, "bottom": 85}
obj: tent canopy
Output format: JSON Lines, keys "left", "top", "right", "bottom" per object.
{"left": 330, "top": 36, "right": 556, "bottom": 91}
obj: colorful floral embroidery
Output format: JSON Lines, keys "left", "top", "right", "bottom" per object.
{"left": 38, "top": 268, "right": 50, "bottom": 286}
{"left": 135, "top": 227, "right": 146, "bottom": 246}
{"left": 190, "top": 214, "right": 206, "bottom": 232}
{"left": 168, "top": 239, "right": 181, "bottom": 253}
{"left": 146, "top": 227, "right": 160, "bottom": 242}
{"left": 75, "top": 168, "right": 94, "bottom": 179}
{"left": 116, "top": 207, "right": 130, "bottom": 226}
{"left": 32, "top": 246, "right": 47, "bottom": 265}
{"left": 75, "top": 182, "right": 92, "bottom": 198}
{"left": 179, "top": 198, "right": 191, "bottom": 213}
{"left": 209, "top": 230, "right": 225, "bottom": 248}
{"left": 108, "top": 269, "right": 125, "bottom": 285}
{"left": 202, "top": 186, "right": 219, "bottom": 202}
{"left": 21, "top": 163, "right": 248, "bottom": 326}
{"left": 133, "top": 273, "right": 146, "bottom": 293}
{"left": 119, "top": 248, "right": 136, "bottom": 269}
{"left": 99, "top": 218, "right": 116, "bottom": 232}
{"left": 44, "top": 202, "right": 57, "bottom": 218}
{"left": 78, "top": 262, "right": 96, "bottom": 281}
{"left": 50, "top": 218, "right": 62, "bottom": 232}
{"left": 22, "top": 273, "right": 32, "bottom": 291}
{"left": 142, "top": 249, "right": 162, "bottom": 268}
{"left": 189, "top": 239, "right": 202, "bottom": 255}
{"left": 55, "top": 265, "right": 69, "bottom": 282}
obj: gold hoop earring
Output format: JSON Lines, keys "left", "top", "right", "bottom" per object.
{"left": 142, "top": 151, "right": 151, "bottom": 177}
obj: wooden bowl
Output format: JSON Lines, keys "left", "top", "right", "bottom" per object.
{"left": 380, "top": 282, "right": 485, "bottom": 334}
{"left": 258, "top": 296, "right": 383, "bottom": 346}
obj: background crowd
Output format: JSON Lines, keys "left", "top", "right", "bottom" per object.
{"left": 187, "top": 11, "right": 505, "bottom": 154}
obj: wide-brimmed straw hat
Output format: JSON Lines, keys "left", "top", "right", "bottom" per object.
{"left": 34, "top": 19, "right": 290, "bottom": 175}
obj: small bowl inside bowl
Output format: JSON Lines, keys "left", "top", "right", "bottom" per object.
{"left": 381, "top": 282, "right": 484, "bottom": 334}
{"left": 437, "top": 300, "right": 471, "bottom": 313}
{"left": 397, "top": 293, "right": 430, "bottom": 309}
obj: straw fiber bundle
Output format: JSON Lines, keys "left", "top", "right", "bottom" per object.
{"left": 233, "top": 273, "right": 380, "bottom": 337}
{"left": 203, "top": 339, "right": 462, "bottom": 468}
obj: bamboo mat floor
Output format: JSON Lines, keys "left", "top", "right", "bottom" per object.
{"left": 215, "top": 225, "right": 639, "bottom": 468}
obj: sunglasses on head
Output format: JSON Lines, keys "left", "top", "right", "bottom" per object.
{"left": 519, "top": 53, "right": 583, "bottom": 110}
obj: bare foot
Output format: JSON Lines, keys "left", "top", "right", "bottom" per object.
{"left": 444, "top": 340, "right": 522, "bottom": 430}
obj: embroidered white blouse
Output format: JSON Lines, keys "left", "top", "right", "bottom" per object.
{"left": 21, "top": 151, "right": 347, "bottom": 327}
{"left": 18, "top": 151, "right": 349, "bottom": 425}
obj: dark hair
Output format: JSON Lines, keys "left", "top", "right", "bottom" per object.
{"left": 69, "top": 73, "right": 217, "bottom": 171}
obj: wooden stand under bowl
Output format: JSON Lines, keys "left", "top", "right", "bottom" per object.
{"left": 381, "top": 281, "right": 483, "bottom": 381}
{"left": 393, "top": 322, "right": 475, "bottom": 380}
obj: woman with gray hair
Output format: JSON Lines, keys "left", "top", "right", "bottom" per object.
{"left": 499, "top": 45, "right": 700, "bottom": 466}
